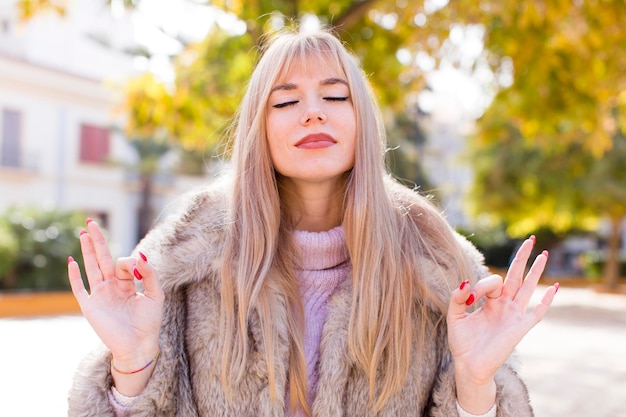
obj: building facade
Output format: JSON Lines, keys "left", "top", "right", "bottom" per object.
{"left": 0, "top": 1, "right": 205, "bottom": 256}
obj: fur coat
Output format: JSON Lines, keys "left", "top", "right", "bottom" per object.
{"left": 68, "top": 179, "right": 534, "bottom": 417}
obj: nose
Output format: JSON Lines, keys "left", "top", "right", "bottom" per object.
{"left": 300, "top": 106, "right": 327, "bottom": 125}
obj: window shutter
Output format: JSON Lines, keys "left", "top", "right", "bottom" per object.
{"left": 79, "top": 124, "right": 110, "bottom": 163}
{"left": 1, "top": 109, "right": 22, "bottom": 168}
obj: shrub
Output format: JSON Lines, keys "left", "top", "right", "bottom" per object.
{"left": 580, "top": 250, "right": 626, "bottom": 282}
{"left": 0, "top": 206, "right": 87, "bottom": 292}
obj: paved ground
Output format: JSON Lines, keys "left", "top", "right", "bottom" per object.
{"left": 517, "top": 285, "right": 626, "bottom": 416}
{"left": 1, "top": 285, "right": 625, "bottom": 416}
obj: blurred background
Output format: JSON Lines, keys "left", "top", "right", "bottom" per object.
{"left": 0, "top": 0, "right": 624, "bottom": 415}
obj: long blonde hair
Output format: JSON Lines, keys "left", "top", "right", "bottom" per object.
{"left": 218, "top": 27, "right": 474, "bottom": 413}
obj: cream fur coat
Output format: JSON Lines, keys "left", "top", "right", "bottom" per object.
{"left": 68, "top": 179, "right": 534, "bottom": 417}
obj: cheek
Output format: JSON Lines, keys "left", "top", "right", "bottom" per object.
{"left": 265, "top": 133, "right": 286, "bottom": 173}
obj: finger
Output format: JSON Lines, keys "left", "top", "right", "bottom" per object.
{"left": 116, "top": 257, "right": 138, "bottom": 281}
{"left": 530, "top": 283, "right": 559, "bottom": 326}
{"left": 515, "top": 251, "right": 549, "bottom": 308}
{"left": 86, "top": 218, "right": 116, "bottom": 280}
{"left": 79, "top": 229, "right": 105, "bottom": 289}
{"left": 468, "top": 274, "right": 504, "bottom": 305}
{"left": 447, "top": 279, "right": 473, "bottom": 321}
{"left": 135, "top": 252, "right": 164, "bottom": 302}
{"left": 501, "top": 236, "right": 535, "bottom": 298}
{"left": 67, "top": 256, "right": 89, "bottom": 303}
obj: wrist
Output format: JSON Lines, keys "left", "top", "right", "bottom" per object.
{"left": 111, "top": 344, "right": 160, "bottom": 375}
{"left": 455, "top": 370, "right": 496, "bottom": 415}
{"left": 110, "top": 344, "right": 160, "bottom": 397}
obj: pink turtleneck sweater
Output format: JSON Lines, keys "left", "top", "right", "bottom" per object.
{"left": 288, "top": 226, "right": 350, "bottom": 416}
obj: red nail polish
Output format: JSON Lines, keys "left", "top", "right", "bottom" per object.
{"left": 465, "top": 293, "right": 475, "bottom": 306}
{"left": 554, "top": 282, "right": 560, "bottom": 293}
{"left": 86, "top": 218, "right": 94, "bottom": 225}
{"left": 68, "top": 256, "right": 74, "bottom": 264}
{"left": 139, "top": 251, "right": 147, "bottom": 262}
{"left": 542, "top": 250, "right": 549, "bottom": 260}
{"left": 133, "top": 268, "right": 143, "bottom": 280}
{"left": 80, "top": 229, "right": 88, "bottom": 236}
{"left": 529, "top": 235, "right": 536, "bottom": 245}
{"left": 460, "top": 280, "right": 469, "bottom": 290}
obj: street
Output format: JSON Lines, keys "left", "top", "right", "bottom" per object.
{"left": 0, "top": 285, "right": 624, "bottom": 416}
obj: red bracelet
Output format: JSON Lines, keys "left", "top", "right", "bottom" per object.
{"left": 111, "top": 346, "right": 161, "bottom": 375}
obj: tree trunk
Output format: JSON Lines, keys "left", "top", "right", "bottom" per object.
{"left": 603, "top": 216, "right": 623, "bottom": 290}
{"left": 137, "top": 172, "right": 154, "bottom": 242}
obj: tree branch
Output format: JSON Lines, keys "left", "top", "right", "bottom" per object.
{"left": 332, "top": 0, "right": 379, "bottom": 31}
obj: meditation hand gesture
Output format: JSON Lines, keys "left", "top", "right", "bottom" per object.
{"left": 68, "top": 219, "right": 164, "bottom": 395}
{"left": 446, "top": 236, "right": 558, "bottom": 414}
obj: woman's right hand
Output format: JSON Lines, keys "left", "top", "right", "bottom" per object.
{"left": 68, "top": 219, "right": 164, "bottom": 395}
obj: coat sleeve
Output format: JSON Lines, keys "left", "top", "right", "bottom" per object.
{"left": 426, "top": 354, "right": 534, "bottom": 417}
{"left": 67, "top": 285, "right": 197, "bottom": 417}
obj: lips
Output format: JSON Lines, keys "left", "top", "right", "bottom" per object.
{"left": 294, "top": 133, "right": 337, "bottom": 149}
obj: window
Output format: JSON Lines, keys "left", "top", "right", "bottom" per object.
{"left": 79, "top": 124, "right": 110, "bottom": 163}
{"left": 1, "top": 109, "right": 22, "bottom": 168}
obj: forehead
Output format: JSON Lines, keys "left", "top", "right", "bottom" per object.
{"left": 275, "top": 51, "right": 347, "bottom": 84}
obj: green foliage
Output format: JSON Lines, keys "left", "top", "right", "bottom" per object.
{"left": 121, "top": 28, "right": 254, "bottom": 158}
{"left": 580, "top": 250, "right": 626, "bottom": 281}
{"left": 169, "top": 29, "right": 254, "bottom": 154}
{"left": 0, "top": 206, "right": 87, "bottom": 292}
{"left": 469, "top": 121, "right": 626, "bottom": 237}
{"left": 439, "top": 0, "right": 626, "bottom": 154}
{"left": 0, "top": 220, "right": 19, "bottom": 277}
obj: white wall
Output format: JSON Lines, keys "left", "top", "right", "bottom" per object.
{"left": 0, "top": 0, "right": 209, "bottom": 256}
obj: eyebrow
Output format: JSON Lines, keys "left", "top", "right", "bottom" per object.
{"left": 270, "top": 77, "right": 349, "bottom": 93}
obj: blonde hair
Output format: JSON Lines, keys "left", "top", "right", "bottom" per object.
{"left": 218, "top": 26, "right": 474, "bottom": 414}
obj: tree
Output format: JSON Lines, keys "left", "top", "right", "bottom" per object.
{"left": 20, "top": 1, "right": 626, "bottom": 285}
{"left": 462, "top": 0, "right": 626, "bottom": 289}
{"left": 469, "top": 118, "right": 626, "bottom": 289}
{"left": 19, "top": 0, "right": 626, "bottom": 154}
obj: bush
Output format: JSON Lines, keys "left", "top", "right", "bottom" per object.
{"left": 0, "top": 220, "right": 19, "bottom": 277}
{"left": 580, "top": 250, "right": 626, "bottom": 282}
{"left": 0, "top": 206, "right": 87, "bottom": 292}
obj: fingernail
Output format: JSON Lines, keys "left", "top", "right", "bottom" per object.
{"left": 459, "top": 280, "right": 470, "bottom": 290}
{"left": 465, "top": 293, "right": 475, "bottom": 306}
{"left": 529, "top": 235, "right": 536, "bottom": 245}
{"left": 139, "top": 251, "right": 147, "bottom": 262}
{"left": 86, "top": 218, "right": 94, "bottom": 225}
{"left": 554, "top": 282, "right": 560, "bottom": 293}
{"left": 67, "top": 256, "right": 74, "bottom": 264}
{"left": 133, "top": 267, "right": 143, "bottom": 280}
{"left": 80, "top": 229, "right": 88, "bottom": 236}
{"left": 542, "top": 250, "right": 549, "bottom": 260}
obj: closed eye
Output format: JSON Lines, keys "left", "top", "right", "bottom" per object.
{"left": 325, "top": 97, "right": 349, "bottom": 102}
{"left": 272, "top": 100, "right": 298, "bottom": 109}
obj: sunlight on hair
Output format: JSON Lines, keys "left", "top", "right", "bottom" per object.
{"left": 299, "top": 14, "right": 322, "bottom": 33}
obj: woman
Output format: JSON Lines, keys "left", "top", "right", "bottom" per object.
{"left": 67, "top": 27, "right": 557, "bottom": 417}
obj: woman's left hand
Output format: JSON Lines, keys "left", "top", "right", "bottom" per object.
{"left": 447, "top": 236, "right": 558, "bottom": 412}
